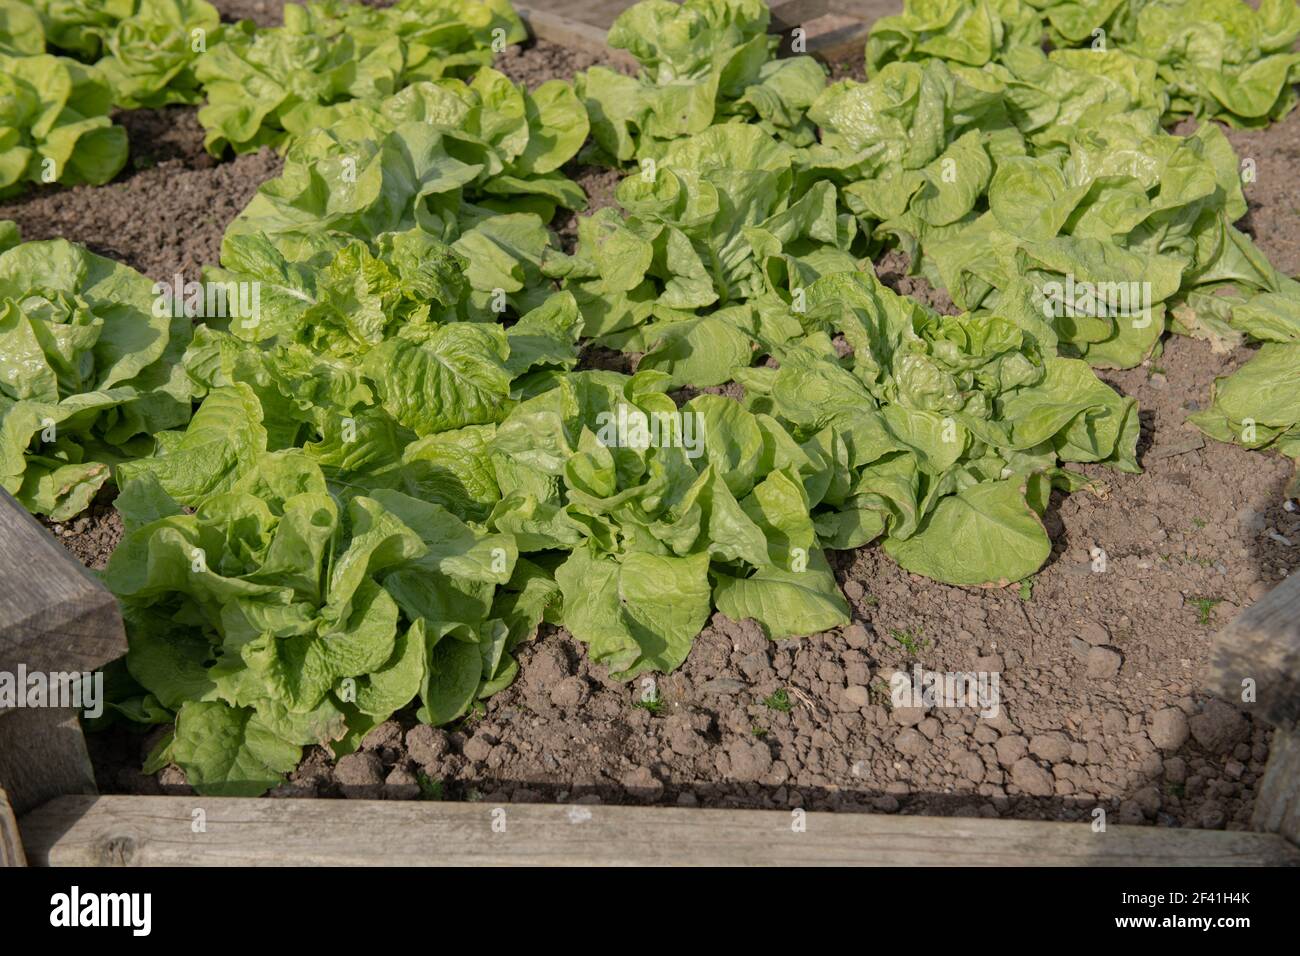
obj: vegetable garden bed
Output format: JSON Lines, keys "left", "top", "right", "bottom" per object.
{"left": 1, "top": 0, "right": 1299, "bottom": 865}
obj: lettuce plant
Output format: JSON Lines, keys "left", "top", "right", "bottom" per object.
{"left": 195, "top": 0, "right": 526, "bottom": 155}
{"left": 0, "top": 51, "right": 127, "bottom": 195}
{"left": 106, "top": 447, "right": 534, "bottom": 795}
{"left": 221, "top": 76, "right": 589, "bottom": 317}
{"left": 496, "top": 368, "right": 852, "bottom": 673}
{"left": 1187, "top": 278, "right": 1300, "bottom": 495}
{"left": 134, "top": 229, "right": 584, "bottom": 514}
{"left": 544, "top": 123, "right": 861, "bottom": 370}
{"left": 749, "top": 271, "right": 1137, "bottom": 578}
{"left": 1119, "top": 0, "right": 1300, "bottom": 126}
{"left": 0, "top": 235, "right": 191, "bottom": 518}
{"left": 94, "top": 0, "right": 222, "bottom": 108}
{"left": 866, "top": 0, "right": 1043, "bottom": 72}
{"left": 25, "top": 0, "right": 135, "bottom": 60}
{"left": 0, "top": 0, "right": 222, "bottom": 108}
{"left": 0, "top": 1, "right": 47, "bottom": 56}
{"left": 867, "top": 0, "right": 1300, "bottom": 127}
{"left": 578, "top": 0, "right": 827, "bottom": 163}
{"left": 276, "top": 70, "right": 591, "bottom": 216}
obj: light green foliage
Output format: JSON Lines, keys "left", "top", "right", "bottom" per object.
{"left": 0, "top": 1, "right": 48, "bottom": 56}
{"left": 16, "top": 0, "right": 1298, "bottom": 794}
{"left": 106, "top": 451, "right": 530, "bottom": 795}
{"left": 195, "top": 0, "right": 527, "bottom": 155}
{"left": 0, "top": 51, "right": 127, "bottom": 195}
{"left": 868, "top": 0, "right": 1300, "bottom": 126}
{"left": 0, "top": 236, "right": 191, "bottom": 518}
{"left": 0, "top": 1, "right": 222, "bottom": 108}
{"left": 93, "top": 0, "right": 223, "bottom": 108}
{"left": 850, "top": 0, "right": 1300, "bottom": 489}
{"left": 579, "top": 0, "right": 827, "bottom": 162}
{"left": 1187, "top": 277, "right": 1300, "bottom": 494}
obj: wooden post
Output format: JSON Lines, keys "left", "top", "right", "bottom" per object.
{"left": 1207, "top": 572, "right": 1300, "bottom": 845}
{"left": 0, "top": 786, "right": 25, "bottom": 867}
{"left": 1207, "top": 572, "right": 1300, "bottom": 729}
{"left": 805, "top": 19, "right": 872, "bottom": 62}
{"left": 768, "top": 0, "right": 830, "bottom": 32}
{"left": 0, "top": 490, "right": 126, "bottom": 816}
{"left": 514, "top": 6, "right": 636, "bottom": 68}
{"left": 1253, "top": 728, "right": 1300, "bottom": 845}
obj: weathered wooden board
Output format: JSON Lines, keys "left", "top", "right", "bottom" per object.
{"left": 1254, "top": 728, "right": 1300, "bottom": 845}
{"left": 21, "top": 795, "right": 1300, "bottom": 867}
{"left": 766, "top": 0, "right": 831, "bottom": 30}
{"left": 0, "top": 786, "right": 26, "bottom": 867}
{"left": 0, "top": 707, "right": 98, "bottom": 818}
{"left": 0, "top": 490, "right": 120, "bottom": 814}
{"left": 515, "top": 5, "right": 637, "bottom": 67}
{"left": 804, "top": 18, "right": 872, "bottom": 60}
{"left": 1207, "top": 572, "right": 1300, "bottom": 729}
{"left": 0, "top": 489, "right": 125, "bottom": 682}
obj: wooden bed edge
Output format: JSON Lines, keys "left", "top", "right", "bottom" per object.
{"left": 514, "top": 6, "right": 637, "bottom": 68}
{"left": 0, "top": 786, "right": 26, "bottom": 867}
{"left": 20, "top": 794, "right": 1300, "bottom": 867}
{"left": 1253, "top": 727, "right": 1300, "bottom": 846}
{"left": 805, "top": 19, "right": 872, "bottom": 62}
{"left": 1206, "top": 572, "right": 1300, "bottom": 730}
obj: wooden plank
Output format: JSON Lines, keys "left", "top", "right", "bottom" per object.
{"left": 806, "top": 19, "right": 872, "bottom": 62}
{"left": 511, "top": 0, "right": 631, "bottom": 32}
{"left": 1207, "top": 572, "right": 1300, "bottom": 729}
{"left": 515, "top": 5, "right": 637, "bottom": 68}
{"left": 0, "top": 488, "right": 125, "bottom": 683}
{"left": 1253, "top": 728, "right": 1300, "bottom": 845}
{"left": 768, "top": 0, "right": 830, "bottom": 31}
{"left": 0, "top": 786, "right": 26, "bottom": 867}
{"left": 0, "top": 707, "right": 98, "bottom": 818}
{"left": 0, "top": 490, "right": 116, "bottom": 815}
{"left": 21, "top": 795, "right": 1300, "bottom": 867}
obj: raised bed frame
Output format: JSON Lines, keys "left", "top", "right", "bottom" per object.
{"left": 1, "top": 7, "right": 1298, "bottom": 867}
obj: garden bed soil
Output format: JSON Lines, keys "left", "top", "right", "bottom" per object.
{"left": 22, "top": 0, "right": 1298, "bottom": 831}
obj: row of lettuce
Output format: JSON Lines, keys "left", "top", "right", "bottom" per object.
{"left": 0, "top": 0, "right": 527, "bottom": 195}
{"left": 0, "top": 0, "right": 1297, "bottom": 794}
{"left": 6, "top": 0, "right": 1300, "bottom": 194}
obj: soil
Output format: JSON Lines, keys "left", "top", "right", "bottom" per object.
{"left": 1222, "top": 106, "right": 1300, "bottom": 279}
{"left": 553, "top": 164, "right": 623, "bottom": 251}
{"left": 36, "top": 489, "right": 124, "bottom": 572}
{"left": 34, "top": 0, "right": 1298, "bottom": 830}
{"left": 495, "top": 37, "right": 632, "bottom": 88}
{"left": 0, "top": 139, "right": 280, "bottom": 283}
{"left": 211, "top": 0, "right": 287, "bottom": 26}
{"left": 874, "top": 248, "right": 958, "bottom": 314}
